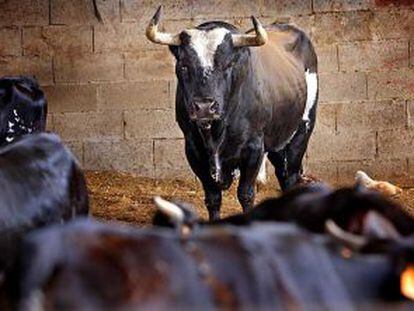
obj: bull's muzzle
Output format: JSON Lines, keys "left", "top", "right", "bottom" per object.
{"left": 189, "top": 99, "right": 221, "bottom": 122}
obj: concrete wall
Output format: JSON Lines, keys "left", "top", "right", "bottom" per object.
{"left": 0, "top": 0, "right": 413, "bottom": 185}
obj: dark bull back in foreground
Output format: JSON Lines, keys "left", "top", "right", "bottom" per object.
{"left": 10, "top": 219, "right": 414, "bottom": 310}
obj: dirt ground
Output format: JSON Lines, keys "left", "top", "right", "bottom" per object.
{"left": 86, "top": 170, "right": 414, "bottom": 226}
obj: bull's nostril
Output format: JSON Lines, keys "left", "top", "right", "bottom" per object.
{"left": 210, "top": 101, "right": 219, "bottom": 112}
{"left": 194, "top": 103, "right": 201, "bottom": 112}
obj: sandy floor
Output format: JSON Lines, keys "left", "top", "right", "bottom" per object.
{"left": 86, "top": 170, "right": 414, "bottom": 226}
{"left": 86, "top": 170, "right": 279, "bottom": 225}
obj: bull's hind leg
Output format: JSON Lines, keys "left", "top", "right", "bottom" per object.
{"left": 268, "top": 108, "right": 317, "bottom": 191}
{"left": 185, "top": 139, "right": 222, "bottom": 220}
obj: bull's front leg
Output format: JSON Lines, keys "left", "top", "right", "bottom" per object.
{"left": 237, "top": 147, "right": 264, "bottom": 213}
{"left": 203, "top": 182, "right": 222, "bottom": 220}
{"left": 185, "top": 138, "right": 222, "bottom": 220}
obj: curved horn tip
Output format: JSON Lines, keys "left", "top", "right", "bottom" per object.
{"left": 152, "top": 5, "right": 163, "bottom": 25}
{"left": 251, "top": 16, "right": 260, "bottom": 28}
{"left": 146, "top": 5, "right": 181, "bottom": 46}
{"left": 252, "top": 16, "right": 268, "bottom": 45}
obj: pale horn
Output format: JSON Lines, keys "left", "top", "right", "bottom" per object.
{"left": 153, "top": 196, "right": 185, "bottom": 223}
{"left": 232, "top": 16, "right": 268, "bottom": 47}
{"left": 146, "top": 5, "right": 181, "bottom": 46}
{"left": 325, "top": 219, "right": 368, "bottom": 251}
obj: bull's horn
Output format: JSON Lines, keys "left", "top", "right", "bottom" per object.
{"left": 325, "top": 219, "right": 368, "bottom": 251}
{"left": 146, "top": 5, "right": 181, "bottom": 46}
{"left": 232, "top": 16, "right": 268, "bottom": 47}
{"left": 154, "top": 196, "right": 185, "bottom": 223}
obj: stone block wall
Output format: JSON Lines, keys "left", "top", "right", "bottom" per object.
{"left": 0, "top": 0, "right": 413, "bottom": 185}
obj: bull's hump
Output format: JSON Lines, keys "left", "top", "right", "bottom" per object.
{"left": 184, "top": 28, "right": 230, "bottom": 69}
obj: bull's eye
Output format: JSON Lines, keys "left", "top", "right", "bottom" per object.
{"left": 179, "top": 66, "right": 190, "bottom": 80}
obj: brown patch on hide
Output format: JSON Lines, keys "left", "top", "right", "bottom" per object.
{"left": 184, "top": 239, "right": 238, "bottom": 309}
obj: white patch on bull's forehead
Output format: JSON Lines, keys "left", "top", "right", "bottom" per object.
{"left": 303, "top": 69, "right": 318, "bottom": 124}
{"left": 185, "top": 28, "right": 230, "bottom": 69}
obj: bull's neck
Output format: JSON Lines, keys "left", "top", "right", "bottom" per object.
{"left": 197, "top": 120, "right": 226, "bottom": 155}
{"left": 228, "top": 49, "right": 260, "bottom": 117}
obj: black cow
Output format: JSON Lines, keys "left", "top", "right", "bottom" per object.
{"left": 0, "top": 76, "right": 47, "bottom": 146}
{"left": 9, "top": 219, "right": 414, "bottom": 310}
{"left": 146, "top": 6, "right": 318, "bottom": 220}
{"left": 0, "top": 133, "right": 89, "bottom": 277}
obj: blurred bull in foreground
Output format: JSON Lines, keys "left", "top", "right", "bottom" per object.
{"left": 153, "top": 183, "right": 414, "bottom": 246}
{"left": 8, "top": 219, "right": 414, "bottom": 310}
{"left": 0, "top": 76, "right": 47, "bottom": 146}
{"left": 0, "top": 133, "right": 89, "bottom": 278}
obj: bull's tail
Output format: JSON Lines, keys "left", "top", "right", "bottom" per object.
{"left": 256, "top": 153, "right": 268, "bottom": 185}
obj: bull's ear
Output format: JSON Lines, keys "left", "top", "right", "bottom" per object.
{"left": 169, "top": 45, "right": 180, "bottom": 59}
{"left": 0, "top": 80, "right": 11, "bottom": 104}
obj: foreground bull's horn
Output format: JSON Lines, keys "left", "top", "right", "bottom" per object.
{"left": 154, "top": 196, "right": 185, "bottom": 223}
{"left": 232, "top": 16, "right": 268, "bottom": 47}
{"left": 325, "top": 219, "right": 368, "bottom": 251}
{"left": 355, "top": 170, "right": 375, "bottom": 187}
{"left": 146, "top": 5, "right": 181, "bottom": 46}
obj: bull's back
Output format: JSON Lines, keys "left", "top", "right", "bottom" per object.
{"left": 252, "top": 24, "right": 317, "bottom": 150}
{"left": 0, "top": 134, "right": 89, "bottom": 273}
{"left": 12, "top": 221, "right": 408, "bottom": 310}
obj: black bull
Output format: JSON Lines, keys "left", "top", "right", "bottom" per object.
{"left": 9, "top": 220, "right": 414, "bottom": 310}
{"left": 146, "top": 6, "right": 318, "bottom": 220}
{"left": 0, "top": 133, "right": 89, "bottom": 277}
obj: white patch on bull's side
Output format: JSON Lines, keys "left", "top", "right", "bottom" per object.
{"left": 256, "top": 153, "right": 268, "bottom": 185}
{"left": 303, "top": 69, "right": 318, "bottom": 125}
{"left": 6, "top": 136, "right": 14, "bottom": 142}
{"left": 185, "top": 28, "right": 230, "bottom": 69}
